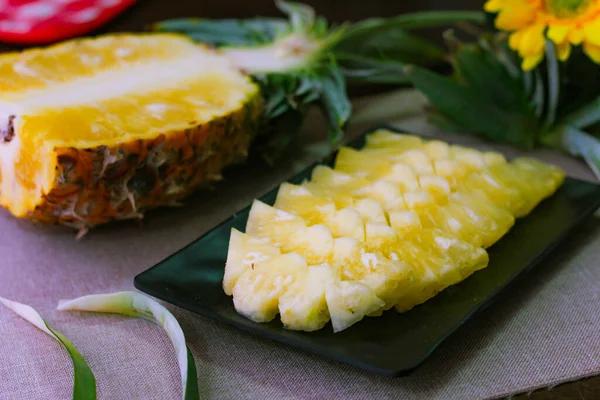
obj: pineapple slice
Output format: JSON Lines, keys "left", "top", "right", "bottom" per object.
{"left": 422, "top": 191, "right": 515, "bottom": 248}
{"left": 364, "top": 130, "right": 424, "bottom": 150}
{"left": 330, "top": 237, "right": 413, "bottom": 310}
{"left": 0, "top": 34, "right": 262, "bottom": 229}
{"left": 325, "top": 279, "right": 385, "bottom": 332}
{"left": 223, "top": 229, "right": 281, "bottom": 295}
{"left": 334, "top": 147, "right": 392, "bottom": 179}
{"left": 246, "top": 200, "right": 334, "bottom": 265}
{"left": 278, "top": 264, "right": 332, "bottom": 332}
{"left": 364, "top": 222, "right": 488, "bottom": 311}
{"left": 311, "top": 164, "right": 372, "bottom": 194}
{"left": 511, "top": 158, "right": 565, "bottom": 200}
{"left": 273, "top": 183, "right": 364, "bottom": 241}
{"left": 233, "top": 252, "right": 307, "bottom": 323}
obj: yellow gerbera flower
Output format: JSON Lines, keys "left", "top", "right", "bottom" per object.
{"left": 484, "top": 0, "right": 600, "bottom": 70}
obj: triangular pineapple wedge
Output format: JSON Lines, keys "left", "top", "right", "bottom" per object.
{"left": 364, "top": 130, "right": 423, "bottom": 150}
{"left": 0, "top": 34, "right": 261, "bottom": 230}
{"left": 222, "top": 229, "right": 281, "bottom": 295}
{"left": 233, "top": 252, "right": 307, "bottom": 323}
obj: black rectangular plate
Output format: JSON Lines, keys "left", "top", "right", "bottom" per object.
{"left": 134, "top": 126, "right": 600, "bottom": 376}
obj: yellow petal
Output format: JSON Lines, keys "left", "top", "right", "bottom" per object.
{"left": 568, "top": 28, "right": 584, "bottom": 45}
{"left": 495, "top": 5, "right": 536, "bottom": 31}
{"left": 583, "top": 19, "right": 600, "bottom": 46}
{"left": 509, "top": 30, "right": 526, "bottom": 50}
{"left": 556, "top": 41, "right": 571, "bottom": 61}
{"left": 547, "top": 25, "right": 569, "bottom": 44}
{"left": 519, "top": 24, "right": 546, "bottom": 57}
{"left": 484, "top": 0, "right": 505, "bottom": 12}
{"left": 522, "top": 53, "right": 544, "bottom": 71}
{"left": 583, "top": 42, "right": 600, "bottom": 64}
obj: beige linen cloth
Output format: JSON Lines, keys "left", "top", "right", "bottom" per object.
{"left": 1, "top": 91, "right": 599, "bottom": 400}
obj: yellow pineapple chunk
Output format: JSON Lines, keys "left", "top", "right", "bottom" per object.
{"left": 233, "top": 252, "right": 307, "bottom": 323}
{"left": 334, "top": 147, "right": 392, "bottom": 179}
{"left": 311, "top": 165, "right": 371, "bottom": 196}
{"left": 246, "top": 200, "right": 305, "bottom": 248}
{"left": 325, "top": 279, "right": 385, "bottom": 332}
{"left": 274, "top": 183, "right": 364, "bottom": 241}
{"left": 223, "top": 229, "right": 280, "bottom": 295}
{"left": 352, "top": 198, "right": 389, "bottom": 225}
{"left": 364, "top": 130, "right": 423, "bottom": 150}
{"left": 279, "top": 264, "right": 331, "bottom": 331}
{"left": 423, "top": 140, "right": 451, "bottom": 159}
{"left": 330, "top": 237, "right": 413, "bottom": 310}
{"left": 246, "top": 200, "right": 334, "bottom": 265}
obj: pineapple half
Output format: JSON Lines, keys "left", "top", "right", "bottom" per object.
{"left": 223, "top": 130, "right": 565, "bottom": 332}
{"left": 0, "top": 34, "right": 262, "bottom": 231}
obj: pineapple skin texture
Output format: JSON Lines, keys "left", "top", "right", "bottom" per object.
{"left": 27, "top": 95, "right": 263, "bottom": 229}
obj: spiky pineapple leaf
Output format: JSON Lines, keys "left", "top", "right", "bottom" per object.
{"left": 154, "top": 18, "right": 288, "bottom": 47}
{"left": 319, "top": 66, "right": 352, "bottom": 141}
{"left": 155, "top": 2, "right": 485, "bottom": 158}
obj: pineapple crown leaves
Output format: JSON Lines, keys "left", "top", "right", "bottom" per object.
{"left": 154, "top": 1, "right": 485, "bottom": 160}
{"left": 404, "top": 30, "right": 600, "bottom": 178}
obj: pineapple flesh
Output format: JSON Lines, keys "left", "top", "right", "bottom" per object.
{"left": 224, "top": 130, "right": 565, "bottom": 332}
{"left": 0, "top": 34, "right": 262, "bottom": 230}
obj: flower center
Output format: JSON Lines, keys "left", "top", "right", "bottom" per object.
{"left": 544, "top": 0, "right": 594, "bottom": 18}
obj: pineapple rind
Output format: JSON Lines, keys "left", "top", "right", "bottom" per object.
{"left": 24, "top": 89, "right": 262, "bottom": 228}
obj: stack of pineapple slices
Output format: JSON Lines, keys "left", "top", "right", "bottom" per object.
{"left": 222, "top": 130, "right": 565, "bottom": 332}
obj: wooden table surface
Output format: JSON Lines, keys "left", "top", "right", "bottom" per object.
{"left": 0, "top": 1, "right": 598, "bottom": 398}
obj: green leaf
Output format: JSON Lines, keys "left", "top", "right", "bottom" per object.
{"left": 405, "top": 65, "right": 538, "bottom": 148}
{"left": 0, "top": 297, "right": 96, "bottom": 400}
{"left": 153, "top": 18, "right": 288, "bottom": 47}
{"left": 560, "top": 125, "right": 600, "bottom": 179}
{"left": 318, "top": 66, "right": 352, "bottom": 142}
{"left": 341, "top": 11, "right": 486, "bottom": 41}
{"left": 532, "top": 70, "right": 545, "bottom": 119}
{"left": 57, "top": 292, "right": 199, "bottom": 400}
{"left": 338, "top": 57, "right": 410, "bottom": 84}
{"left": 543, "top": 40, "right": 560, "bottom": 129}
{"left": 452, "top": 42, "right": 527, "bottom": 110}
{"left": 561, "top": 95, "right": 600, "bottom": 128}
{"left": 428, "top": 110, "right": 474, "bottom": 135}
{"left": 275, "top": 0, "right": 315, "bottom": 33}
{"left": 334, "top": 28, "right": 444, "bottom": 68}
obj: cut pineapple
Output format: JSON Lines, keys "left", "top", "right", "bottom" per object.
{"left": 278, "top": 264, "right": 331, "bottom": 332}
{"left": 222, "top": 229, "right": 280, "bottom": 295}
{"left": 0, "top": 34, "right": 262, "bottom": 229}
{"left": 224, "top": 129, "right": 565, "bottom": 332}
{"left": 232, "top": 252, "right": 307, "bottom": 323}
{"left": 274, "top": 183, "right": 364, "bottom": 241}
{"left": 246, "top": 200, "right": 333, "bottom": 265}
